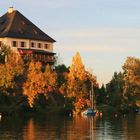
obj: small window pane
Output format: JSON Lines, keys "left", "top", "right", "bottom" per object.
{"left": 38, "top": 43, "right": 42, "bottom": 48}
{"left": 44, "top": 44, "right": 48, "bottom": 49}
{"left": 21, "top": 42, "right": 26, "bottom": 47}
{"left": 31, "top": 42, "right": 35, "bottom": 47}
{"left": 0, "top": 41, "right": 2, "bottom": 47}
{"left": 12, "top": 41, "right": 17, "bottom": 47}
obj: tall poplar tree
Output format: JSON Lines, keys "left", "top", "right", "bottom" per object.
{"left": 67, "top": 52, "right": 87, "bottom": 99}
{"left": 67, "top": 52, "right": 97, "bottom": 112}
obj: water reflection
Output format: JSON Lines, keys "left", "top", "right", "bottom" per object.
{"left": 0, "top": 114, "right": 140, "bottom": 139}
{"left": 23, "top": 119, "right": 35, "bottom": 140}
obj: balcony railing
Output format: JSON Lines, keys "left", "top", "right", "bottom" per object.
{"left": 21, "top": 53, "right": 55, "bottom": 64}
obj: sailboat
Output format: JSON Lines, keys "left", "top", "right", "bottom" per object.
{"left": 81, "top": 83, "right": 96, "bottom": 116}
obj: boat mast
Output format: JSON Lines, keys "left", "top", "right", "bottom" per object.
{"left": 91, "top": 82, "right": 94, "bottom": 109}
{"left": 91, "top": 81, "right": 96, "bottom": 110}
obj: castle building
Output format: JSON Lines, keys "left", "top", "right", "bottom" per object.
{"left": 0, "top": 7, "right": 56, "bottom": 65}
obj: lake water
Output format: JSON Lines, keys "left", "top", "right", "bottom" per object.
{"left": 0, "top": 114, "right": 140, "bottom": 140}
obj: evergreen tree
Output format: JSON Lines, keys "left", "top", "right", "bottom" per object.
{"left": 106, "top": 72, "right": 124, "bottom": 108}
{"left": 96, "top": 84, "right": 107, "bottom": 105}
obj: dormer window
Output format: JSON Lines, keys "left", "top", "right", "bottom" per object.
{"left": 22, "top": 21, "right": 25, "bottom": 25}
{"left": 21, "top": 41, "right": 26, "bottom": 47}
{"left": 33, "top": 29, "right": 38, "bottom": 35}
{"left": 12, "top": 41, "right": 17, "bottom": 47}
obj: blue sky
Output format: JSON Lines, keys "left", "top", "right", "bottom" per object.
{"left": 1, "top": 0, "right": 140, "bottom": 85}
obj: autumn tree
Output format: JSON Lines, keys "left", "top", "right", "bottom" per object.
{"left": 23, "top": 62, "right": 57, "bottom": 107}
{"left": 0, "top": 51, "right": 24, "bottom": 95}
{"left": 0, "top": 44, "right": 11, "bottom": 63}
{"left": 55, "top": 64, "right": 69, "bottom": 95}
{"left": 67, "top": 52, "right": 97, "bottom": 112}
{"left": 123, "top": 57, "right": 140, "bottom": 108}
{"left": 67, "top": 52, "right": 87, "bottom": 98}
{"left": 23, "top": 62, "right": 44, "bottom": 107}
{"left": 0, "top": 48, "right": 24, "bottom": 106}
{"left": 43, "top": 65, "right": 57, "bottom": 94}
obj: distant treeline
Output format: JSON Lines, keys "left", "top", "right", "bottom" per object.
{"left": 0, "top": 45, "right": 140, "bottom": 115}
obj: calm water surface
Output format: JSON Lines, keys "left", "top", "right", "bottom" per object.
{"left": 0, "top": 114, "right": 140, "bottom": 140}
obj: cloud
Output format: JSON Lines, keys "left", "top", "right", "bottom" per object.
{"left": 54, "top": 27, "right": 140, "bottom": 53}
{"left": 54, "top": 27, "right": 140, "bottom": 39}
{"left": 55, "top": 44, "right": 139, "bottom": 53}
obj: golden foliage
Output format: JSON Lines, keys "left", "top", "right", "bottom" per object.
{"left": 68, "top": 52, "right": 87, "bottom": 81}
{"left": 43, "top": 65, "right": 57, "bottom": 93}
{"left": 23, "top": 62, "right": 57, "bottom": 107}
{"left": 123, "top": 57, "right": 140, "bottom": 103}
{"left": 67, "top": 52, "right": 88, "bottom": 98}
{"left": 123, "top": 57, "right": 140, "bottom": 85}
{"left": 74, "top": 98, "right": 90, "bottom": 113}
{"left": 23, "top": 62, "right": 43, "bottom": 107}
{"left": 0, "top": 52, "right": 24, "bottom": 94}
{"left": 67, "top": 52, "right": 97, "bottom": 99}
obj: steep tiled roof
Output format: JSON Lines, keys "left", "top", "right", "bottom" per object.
{"left": 0, "top": 10, "right": 55, "bottom": 42}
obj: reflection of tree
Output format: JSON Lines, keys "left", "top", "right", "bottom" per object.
{"left": 65, "top": 116, "right": 98, "bottom": 140}
{"left": 23, "top": 119, "right": 35, "bottom": 140}
{"left": 3, "top": 115, "right": 140, "bottom": 139}
{"left": 22, "top": 116, "right": 70, "bottom": 139}
{"left": 21, "top": 116, "right": 98, "bottom": 140}
{"left": 123, "top": 115, "right": 140, "bottom": 140}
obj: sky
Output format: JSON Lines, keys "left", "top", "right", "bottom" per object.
{"left": 0, "top": 0, "right": 140, "bottom": 85}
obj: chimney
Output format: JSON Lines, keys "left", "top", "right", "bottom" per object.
{"left": 8, "top": 7, "right": 14, "bottom": 13}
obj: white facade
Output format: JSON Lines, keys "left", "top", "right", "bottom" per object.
{"left": 0, "top": 37, "right": 53, "bottom": 52}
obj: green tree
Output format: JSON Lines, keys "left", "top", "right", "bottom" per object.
{"left": 106, "top": 72, "right": 124, "bottom": 109}
{"left": 96, "top": 84, "right": 107, "bottom": 105}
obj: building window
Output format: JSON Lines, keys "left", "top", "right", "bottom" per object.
{"left": 38, "top": 43, "right": 42, "bottom": 48}
{"left": 12, "top": 41, "right": 17, "bottom": 47}
{"left": 44, "top": 44, "right": 49, "bottom": 49}
{"left": 31, "top": 42, "right": 35, "bottom": 48}
{"left": 21, "top": 42, "right": 26, "bottom": 47}
{"left": 0, "top": 41, "right": 2, "bottom": 47}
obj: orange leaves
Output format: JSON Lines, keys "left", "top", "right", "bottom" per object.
{"left": 123, "top": 57, "right": 140, "bottom": 98}
{"left": 123, "top": 57, "right": 140, "bottom": 85}
{"left": 0, "top": 52, "right": 24, "bottom": 94}
{"left": 67, "top": 52, "right": 98, "bottom": 112}
{"left": 68, "top": 52, "right": 87, "bottom": 82}
{"left": 23, "top": 62, "right": 57, "bottom": 107}
{"left": 23, "top": 62, "right": 43, "bottom": 107}
{"left": 74, "top": 98, "right": 90, "bottom": 111}
{"left": 67, "top": 52, "right": 97, "bottom": 99}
